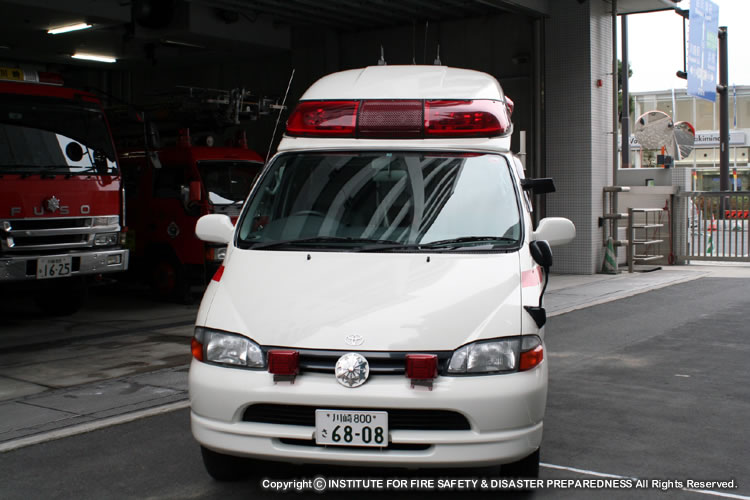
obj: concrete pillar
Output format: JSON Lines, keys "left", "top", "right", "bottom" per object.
{"left": 544, "top": 0, "right": 614, "bottom": 274}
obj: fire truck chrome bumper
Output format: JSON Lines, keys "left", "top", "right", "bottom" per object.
{"left": 0, "top": 249, "right": 129, "bottom": 281}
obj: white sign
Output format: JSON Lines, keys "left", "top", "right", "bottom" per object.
{"left": 623, "top": 130, "right": 746, "bottom": 150}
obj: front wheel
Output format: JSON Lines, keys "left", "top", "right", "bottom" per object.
{"left": 34, "top": 278, "right": 87, "bottom": 316}
{"left": 501, "top": 448, "right": 540, "bottom": 479}
{"left": 200, "top": 446, "right": 249, "bottom": 481}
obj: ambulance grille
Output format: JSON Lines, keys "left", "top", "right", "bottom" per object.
{"left": 242, "top": 404, "right": 471, "bottom": 430}
{"left": 278, "top": 438, "right": 431, "bottom": 451}
{"left": 264, "top": 348, "right": 453, "bottom": 376}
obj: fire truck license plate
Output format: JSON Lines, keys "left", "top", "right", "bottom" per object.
{"left": 37, "top": 256, "right": 72, "bottom": 279}
{"left": 315, "top": 410, "right": 388, "bottom": 447}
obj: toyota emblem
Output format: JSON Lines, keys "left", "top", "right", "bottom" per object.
{"left": 345, "top": 334, "right": 364, "bottom": 346}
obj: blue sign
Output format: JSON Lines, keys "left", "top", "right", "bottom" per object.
{"left": 687, "top": 0, "right": 719, "bottom": 102}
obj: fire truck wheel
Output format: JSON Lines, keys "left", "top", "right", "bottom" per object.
{"left": 35, "top": 280, "right": 87, "bottom": 316}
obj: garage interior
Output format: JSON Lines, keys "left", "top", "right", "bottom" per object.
{"left": 0, "top": 0, "right": 677, "bottom": 274}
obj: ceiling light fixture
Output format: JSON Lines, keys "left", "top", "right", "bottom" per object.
{"left": 71, "top": 52, "right": 116, "bottom": 63}
{"left": 48, "top": 23, "right": 92, "bottom": 35}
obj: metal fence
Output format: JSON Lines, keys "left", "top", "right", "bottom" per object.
{"left": 678, "top": 191, "right": 750, "bottom": 262}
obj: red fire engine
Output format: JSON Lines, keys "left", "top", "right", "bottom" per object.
{"left": 119, "top": 129, "right": 263, "bottom": 302}
{"left": 0, "top": 67, "right": 129, "bottom": 315}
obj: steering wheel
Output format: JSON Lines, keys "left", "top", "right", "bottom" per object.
{"left": 291, "top": 210, "right": 326, "bottom": 217}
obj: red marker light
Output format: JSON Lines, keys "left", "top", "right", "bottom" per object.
{"left": 191, "top": 338, "right": 204, "bottom": 361}
{"left": 268, "top": 350, "right": 300, "bottom": 376}
{"left": 519, "top": 345, "right": 544, "bottom": 371}
{"left": 211, "top": 265, "right": 224, "bottom": 282}
{"left": 405, "top": 354, "right": 438, "bottom": 380}
{"left": 38, "top": 71, "right": 65, "bottom": 85}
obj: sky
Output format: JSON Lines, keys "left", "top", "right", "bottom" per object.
{"left": 624, "top": 0, "right": 750, "bottom": 92}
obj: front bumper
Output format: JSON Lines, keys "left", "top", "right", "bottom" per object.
{"left": 189, "top": 358, "right": 547, "bottom": 468}
{"left": 0, "top": 249, "right": 129, "bottom": 281}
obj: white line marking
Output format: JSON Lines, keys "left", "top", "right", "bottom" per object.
{"left": 0, "top": 400, "right": 189, "bottom": 453}
{"left": 542, "top": 463, "right": 750, "bottom": 499}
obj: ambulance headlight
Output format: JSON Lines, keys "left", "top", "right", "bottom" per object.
{"left": 447, "top": 336, "right": 544, "bottom": 374}
{"left": 194, "top": 327, "right": 265, "bottom": 368}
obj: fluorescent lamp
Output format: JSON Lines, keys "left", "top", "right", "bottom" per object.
{"left": 71, "top": 53, "right": 116, "bottom": 63}
{"left": 48, "top": 23, "right": 92, "bottom": 35}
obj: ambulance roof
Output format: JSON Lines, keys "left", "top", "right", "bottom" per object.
{"left": 300, "top": 65, "right": 506, "bottom": 101}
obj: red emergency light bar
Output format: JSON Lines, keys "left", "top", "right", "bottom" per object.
{"left": 286, "top": 99, "right": 512, "bottom": 138}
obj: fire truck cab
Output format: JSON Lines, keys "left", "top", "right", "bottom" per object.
{"left": 0, "top": 68, "right": 129, "bottom": 315}
{"left": 119, "top": 131, "right": 263, "bottom": 302}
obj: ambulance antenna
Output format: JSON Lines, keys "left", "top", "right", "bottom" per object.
{"left": 423, "top": 20, "right": 429, "bottom": 64}
{"left": 433, "top": 44, "right": 441, "bottom": 65}
{"left": 378, "top": 45, "right": 387, "bottom": 65}
{"left": 265, "top": 68, "right": 295, "bottom": 165}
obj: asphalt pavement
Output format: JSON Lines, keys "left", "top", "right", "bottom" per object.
{"left": 1, "top": 267, "right": 749, "bottom": 499}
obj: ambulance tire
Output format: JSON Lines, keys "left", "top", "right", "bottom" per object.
{"left": 35, "top": 278, "right": 87, "bottom": 316}
{"left": 200, "top": 446, "right": 266, "bottom": 481}
{"left": 500, "top": 448, "right": 540, "bottom": 479}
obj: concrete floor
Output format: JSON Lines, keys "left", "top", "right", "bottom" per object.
{"left": 1, "top": 274, "right": 748, "bottom": 499}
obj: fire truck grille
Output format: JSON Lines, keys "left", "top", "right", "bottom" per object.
{"left": 0, "top": 216, "right": 119, "bottom": 253}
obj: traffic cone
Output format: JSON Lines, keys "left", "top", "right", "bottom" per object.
{"left": 706, "top": 233, "right": 714, "bottom": 255}
{"left": 602, "top": 237, "right": 617, "bottom": 274}
{"left": 707, "top": 213, "right": 717, "bottom": 232}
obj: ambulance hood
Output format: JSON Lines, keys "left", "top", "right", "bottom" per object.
{"left": 202, "top": 250, "right": 522, "bottom": 351}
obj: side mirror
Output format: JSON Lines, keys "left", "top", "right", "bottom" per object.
{"left": 195, "top": 214, "right": 234, "bottom": 244}
{"left": 522, "top": 178, "right": 556, "bottom": 195}
{"left": 533, "top": 217, "right": 575, "bottom": 246}
{"left": 529, "top": 240, "right": 553, "bottom": 269}
{"left": 525, "top": 240, "right": 554, "bottom": 330}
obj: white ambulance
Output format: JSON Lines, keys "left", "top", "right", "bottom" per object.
{"left": 189, "top": 65, "right": 575, "bottom": 480}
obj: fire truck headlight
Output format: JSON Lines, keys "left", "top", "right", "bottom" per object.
{"left": 93, "top": 216, "right": 120, "bottom": 227}
{"left": 94, "top": 232, "right": 119, "bottom": 246}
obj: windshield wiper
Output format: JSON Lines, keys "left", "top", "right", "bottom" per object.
{"left": 360, "top": 236, "right": 517, "bottom": 252}
{"left": 250, "top": 236, "right": 403, "bottom": 250}
{"left": 422, "top": 236, "right": 518, "bottom": 248}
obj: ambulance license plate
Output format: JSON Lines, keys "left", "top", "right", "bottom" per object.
{"left": 315, "top": 410, "right": 388, "bottom": 447}
{"left": 37, "top": 256, "right": 72, "bottom": 279}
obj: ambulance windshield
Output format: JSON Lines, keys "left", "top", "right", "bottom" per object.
{"left": 237, "top": 151, "right": 521, "bottom": 252}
